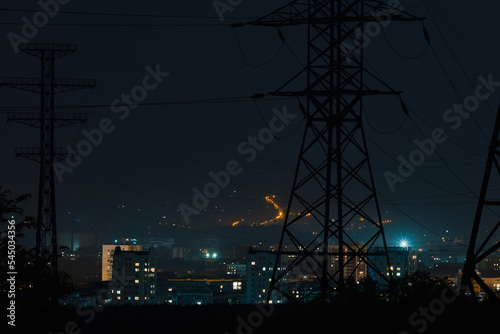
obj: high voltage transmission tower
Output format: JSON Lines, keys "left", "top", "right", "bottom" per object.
{"left": 0, "top": 43, "right": 95, "bottom": 302}
{"left": 239, "top": 1, "right": 423, "bottom": 302}
{"left": 460, "top": 105, "right": 500, "bottom": 302}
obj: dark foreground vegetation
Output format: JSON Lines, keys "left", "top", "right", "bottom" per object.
{"left": 8, "top": 296, "right": 499, "bottom": 334}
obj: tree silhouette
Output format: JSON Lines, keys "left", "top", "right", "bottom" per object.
{"left": 0, "top": 187, "right": 74, "bottom": 308}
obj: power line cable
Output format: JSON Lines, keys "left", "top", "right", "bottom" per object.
{"left": 425, "top": 1, "right": 499, "bottom": 77}
{"left": 422, "top": 0, "right": 497, "bottom": 118}
{"left": 422, "top": 22, "right": 491, "bottom": 143}
{"left": 381, "top": 24, "right": 430, "bottom": 60}
{"left": 378, "top": 192, "right": 467, "bottom": 247}
{"left": 364, "top": 105, "right": 408, "bottom": 135}
{"left": 362, "top": 49, "right": 488, "bottom": 159}
{"left": 0, "top": 22, "right": 234, "bottom": 27}
{"left": 0, "top": 7, "right": 255, "bottom": 20}
{"left": 232, "top": 26, "right": 286, "bottom": 68}
{"left": 0, "top": 95, "right": 296, "bottom": 113}
{"left": 366, "top": 135, "right": 477, "bottom": 199}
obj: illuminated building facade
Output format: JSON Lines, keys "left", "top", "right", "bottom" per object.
{"left": 102, "top": 243, "right": 142, "bottom": 281}
{"left": 246, "top": 250, "right": 279, "bottom": 304}
{"left": 329, "top": 244, "right": 367, "bottom": 283}
{"left": 110, "top": 247, "right": 157, "bottom": 305}
{"left": 370, "top": 246, "right": 415, "bottom": 282}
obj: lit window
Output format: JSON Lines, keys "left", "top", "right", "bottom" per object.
{"left": 135, "top": 268, "right": 139, "bottom": 272}
{"left": 135, "top": 263, "right": 140, "bottom": 266}
{"left": 117, "top": 296, "right": 121, "bottom": 300}
{"left": 251, "top": 261, "right": 256, "bottom": 266}
{"left": 135, "top": 279, "right": 139, "bottom": 284}
{"left": 116, "top": 290, "right": 121, "bottom": 295}
{"left": 134, "top": 296, "right": 139, "bottom": 300}
{"left": 151, "top": 268, "right": 155, "bottom": 272}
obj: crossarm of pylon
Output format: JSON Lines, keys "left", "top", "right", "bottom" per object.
{"left": 20, "top": 43, "right": 76, "bottom": 59}
{"left": 249, "top": 0, "right": 423, "bottom": 27}
{"left": 54, "top": 78, "right": 96, "bottom": 93}
{"left": 475, "top": 241, "right": 500, "bottom": 265}
{"left": 248, "top": 0, "right": 311, "bottom": 27}
{"left": 7, "top": 112, "right": 87, "bottom": 128}
{"left": 54, "top": 113, "right": 87, "bottom": 127}
{"left": 15, "top": 147, "right": 77, "bottom": 163}
{"left": 0, "top": 77, "right": 41, "bottom": 92}
{"left": 7, "top": 112, "right": 41, "bottom": 127}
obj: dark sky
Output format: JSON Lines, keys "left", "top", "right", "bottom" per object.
{"left": 1, "top": 0, "right": 500, "bottom": 250}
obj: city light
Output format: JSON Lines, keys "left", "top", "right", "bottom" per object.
{"left": 399, "top": 240, "right": 408, "bottom": 248}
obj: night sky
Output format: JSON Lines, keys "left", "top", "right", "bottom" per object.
{"left": 1, "top": 0, "right": 500, "bottom": 250}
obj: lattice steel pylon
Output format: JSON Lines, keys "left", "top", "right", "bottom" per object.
{"left": 0, "top": 43, "right": 95, "bottom": 302}
{"left": 460, "top": 105, "right": 500, "bottom": 302}
{"left": 241, "top": 1, "right": 423, "bottom": 302}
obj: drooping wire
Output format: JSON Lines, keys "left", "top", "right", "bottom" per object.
{"left": 363, "top": 42, "right": 489, "bottom": 159}
{"left": 382, "top": 24, "right": 430, "bottom": 60}
{"left": 364, "top": 105, "right": 408, "bottom": 135}
{"left": 232, "top": 26, "right": 286, "bottom": 68}
{"left": 277, "top": 97, "right": 306, "bottom": 141}
{"left": 252, "top": 98, "right": 279, "bottom": 140}
{"left": 278, "top": 28, "right": 305, "bottom": 67}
